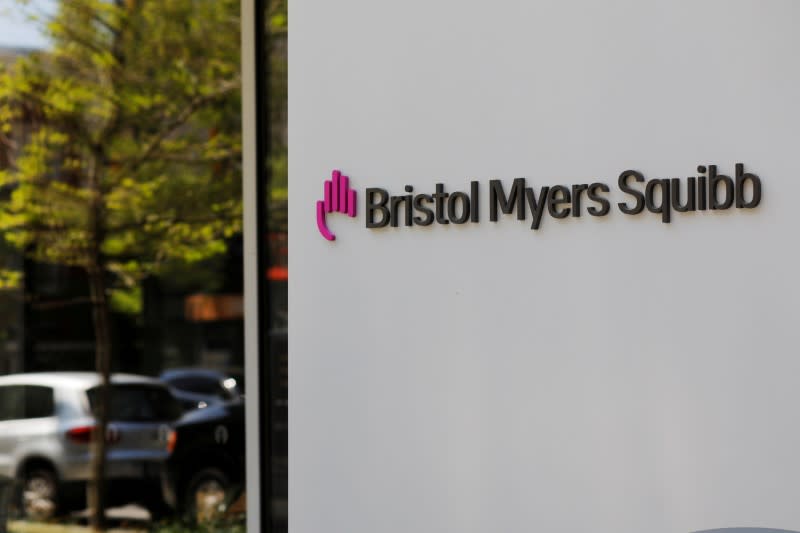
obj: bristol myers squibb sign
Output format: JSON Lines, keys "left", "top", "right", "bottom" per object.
{"left": 316, "top": 163, "right": 762, "bottom": 240}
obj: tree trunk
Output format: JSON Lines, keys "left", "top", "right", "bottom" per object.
{"left": 87, "top": 265, "right": 111, "bottom": 531}
{"left": 87, "top": 146, "right": 111, "bottom": 531}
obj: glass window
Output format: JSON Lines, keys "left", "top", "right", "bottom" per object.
{"left": 0, "top": 385, "right": 23, "bottom": 420}
{"left": 86, "top": 385, "right": 183, "bottom": 423}
{"left": 168, "top": 376, "right": 222, "bottom": 395}
{"left": 23, "top": 385, "right": 54, "bottom": 419}
{"left": 0, "top": 0, "right": 251, "bottom": 527}
{"left": 0, "top": 385, "right": 53, "bottom": 420}
{"left": 259, "top": 0, "right": 289, "bottom": 530}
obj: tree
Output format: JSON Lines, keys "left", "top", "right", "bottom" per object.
{"left": 0, "top": 0, "right": 241, "bottom": 528}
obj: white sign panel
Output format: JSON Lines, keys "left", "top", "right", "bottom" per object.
{"left": 289, "top": 1, "right": 800, "bottom": 532}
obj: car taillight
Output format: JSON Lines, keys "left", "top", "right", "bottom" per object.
{"left": 66, "top": 426, "right": 93, "bottom": 444}
{"left": 65, "top": 426, "right": 121, "bottom": 445}
{"left": 166, "top": 429, "right": 177, "bottom": 454}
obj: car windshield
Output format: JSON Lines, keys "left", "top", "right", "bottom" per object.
{"left": 86, "top": 384, "right": 182, "bottom": 422}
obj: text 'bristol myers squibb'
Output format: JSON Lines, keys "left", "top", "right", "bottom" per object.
{"left": 365, "top": 163, "right": 761, "bottom": 230}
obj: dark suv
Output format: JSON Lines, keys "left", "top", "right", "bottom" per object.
{"left": 163, "top": 398, "right": 244, "bottom": 519}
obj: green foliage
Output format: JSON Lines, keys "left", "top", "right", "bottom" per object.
{"left": 0, "top": 268, "right": 22, "bottom": 289}
{"left": 108, "top": 284, "right": 141, "bottom": 314}
{"left": 264, "top": 0, "right": 287, "bottom": 233}
{"left": 0, "top": 0, "right": 242, "bottom": 307}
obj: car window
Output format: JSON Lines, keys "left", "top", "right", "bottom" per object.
{"left": 0, "top": 386, "right": 23, "bottom": 421}
{"left": 167, "top": 375, "right": 220, "bottom": 395}
{"left": 0, "top": 385, "right": 54, "bottom": 420}
{"left": 87, "top": 384, "right": 182, "bottom": 422}
{"left": 24, "top": 386, "right": 55, "bottom": 418}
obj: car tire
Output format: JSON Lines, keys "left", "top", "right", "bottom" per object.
{"left": 183, "top": 467, "right": 230, "bottom": 523}
{"left": 20, "top": 468, "right": 58, "bottom": 521}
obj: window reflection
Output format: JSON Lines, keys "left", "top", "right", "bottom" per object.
{"left": 0, "top": 0, "right": 255, "bottom": 529}
{"left": 261, "top": 0, "right": 288, "bottom": 530}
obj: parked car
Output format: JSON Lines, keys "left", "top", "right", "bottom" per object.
{"left": 0, "top": 372, "right": 182, "bottom": 519}
{"left": 163, "top": 397, "right": 244, "bottom": 520}
{"left": 159, "top": 368, "right": 243, "bottom": 412}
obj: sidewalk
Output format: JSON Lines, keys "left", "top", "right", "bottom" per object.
{"left": 8, "top": 522, "right": 145, "bottom": 533}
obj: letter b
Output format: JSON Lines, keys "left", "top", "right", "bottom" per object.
{"left": 366, "top": 188, "right": 390, "bottom": 228}
{"left": 709, "top": 165, "right": 734, "bottom": 210}
{"left": 735, "top": 163, "right": 762, "bottom": 208}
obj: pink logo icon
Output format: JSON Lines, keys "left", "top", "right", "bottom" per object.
{"left": 317, "top": 170, "right": 357, "bottom": 241}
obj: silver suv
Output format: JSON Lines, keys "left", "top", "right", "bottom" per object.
{"left": 0, "top": 372, "right": 182, "bottom": 519}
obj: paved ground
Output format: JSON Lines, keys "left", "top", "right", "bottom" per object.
{"left": 7, "top": 505, "right": 150, "bottom": 533}
{"left": 73, "top": 505, "right": 150, "bottom": 522}
{"left": 8, "top": 521, "right": 146, "bottom": 533}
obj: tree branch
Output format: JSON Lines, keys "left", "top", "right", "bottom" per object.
{"left": 118, "top": 77, "right": 241, "bottom": 176}
{"left": 106, "top": 213, "right": 241, "bottom": 234}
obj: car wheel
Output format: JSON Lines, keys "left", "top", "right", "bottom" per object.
{"left": 20, "top": 468, "right": 58, "bottom": 521}
{"left": 183, "top": 467, "right": 230, "bottom": 523}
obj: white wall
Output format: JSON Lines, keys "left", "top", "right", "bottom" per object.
{"left": 289, "top": 2, "right": 800, "bottom": 532}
